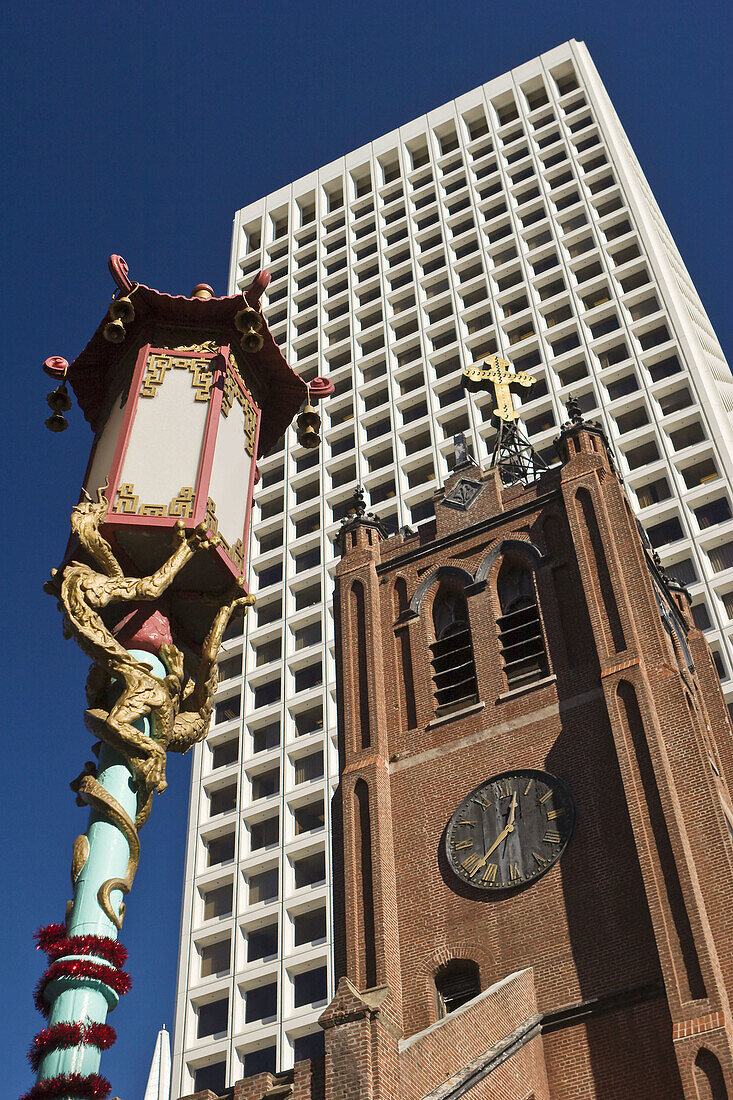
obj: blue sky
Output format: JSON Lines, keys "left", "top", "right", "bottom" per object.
{"left": 2, "top": 1, "right": 731, "bottom": 1095}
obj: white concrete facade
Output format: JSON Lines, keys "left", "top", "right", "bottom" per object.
{"left": 171, "top": 39, "right": 733, "bottom": 1094}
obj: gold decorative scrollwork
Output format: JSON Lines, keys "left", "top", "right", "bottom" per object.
{"left": 203, "top": 497, "right": 244, "bottom": 570}
{"left": 168, "top": 486, "right": 196, "bottom": 518}
{"left": 138, "top": 504, "right": 166, "bottom": 516}
{"left": 222, "top": 354, "right": 258, "bottom": 456}
{"left": 140, "top": 354, "right": 214, "bottom": 401}
{"left": 205, "top": 496, "right": 219, "bottom": 536}
{"left": 111, "top": 484, "right": 139, "bottom": 514}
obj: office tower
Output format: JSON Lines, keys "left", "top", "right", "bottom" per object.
{"left": 171, "top": 38, "right": 733, "bottom": 1094}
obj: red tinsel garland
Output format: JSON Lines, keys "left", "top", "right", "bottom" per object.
{"left": 29, "top": 1021, "right": 116, "bottom": 1072}
{"left": 35, "top": 924, "right": 127, "bottom": 968}
{"left": 34, "top": 959, "right": 131, "bottom": 1016}
{"left": 21, "top": 1072, "right": 111, "bottom": 1100}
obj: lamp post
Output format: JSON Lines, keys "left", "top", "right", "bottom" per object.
{"left": 25, "top": 256, "right": 332, "bottom": 1100}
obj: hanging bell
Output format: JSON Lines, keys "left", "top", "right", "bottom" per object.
{"left": 234, "top": 305, "right": 263, "bottom": 333}
{"left": 103, "top": 318, "right": 127, "bottom": 343}
{"left": 241, "top": 330, "right": 265, "bottom": 353}
{"left": 109, "top": 295, "right": 135, "bottom": 323}
{"left": 45, "top": 411, "right": 69, "bottom": 433}
{"left": 297, "top": 401, "right": 321, "bottom": 449}
{"left": 45, "top": 382, "right": 72, "bottom": 432}
{"left": 46, "top": 383, "right": 72, "bottom": 414}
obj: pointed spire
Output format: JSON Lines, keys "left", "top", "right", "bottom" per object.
{"left": 143, "top": 1026, "right": 172, "bottom": 1100}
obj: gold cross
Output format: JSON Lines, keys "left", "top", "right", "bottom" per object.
{"left": 463, "top": 354, "right": 536, "bottom": 423}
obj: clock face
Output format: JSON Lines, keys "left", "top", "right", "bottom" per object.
{"left": 445, "top": 770, "right": 575, "bottom": 891}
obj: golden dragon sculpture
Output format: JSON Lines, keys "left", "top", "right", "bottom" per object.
{"left": 46, "top": 490, "right": 253, "bottom": 927}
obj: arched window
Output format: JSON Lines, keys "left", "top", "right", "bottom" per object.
{"left": 497, "top": 558, "right": 549, "bottom": 689}
{"left": 435, "top": 959, "right": 481, "bottom": 1018}
{"left": 430, "top": 584, "right": 478, "bottom": 714}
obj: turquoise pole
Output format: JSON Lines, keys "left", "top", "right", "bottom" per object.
{"left": 34, "top": 650, "right": 165, "bottom": 1089}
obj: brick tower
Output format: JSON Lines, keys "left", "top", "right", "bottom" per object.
{"left": 181, "top": 404, "right": 733, "bottom": 1100}
{"left": 323, "top": 402, "right": 733, "bottom": 1100}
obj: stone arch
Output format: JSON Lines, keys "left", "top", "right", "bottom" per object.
{"left": 406, "top": 565, "right": 474, "bottom": 619}
{"left": 417, "top": 942, "right": 494, "bottom": 1025}
{"left": 474, "top": 537, "right": 546, "bottom": 586}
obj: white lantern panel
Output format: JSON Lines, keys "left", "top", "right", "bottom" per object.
{"left": 118, "top": 360, "right": 208, "bottom": 512}
{"left": 85, "top": 388, "right": 127, "bottom": 499}
{"left": 208, "top": 394, "right": 253, "bottom": 552}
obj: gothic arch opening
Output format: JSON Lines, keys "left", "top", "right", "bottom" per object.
{"left": 394, "top": 578, "right": 417, "bottom": 729}
{"left": 694, "top": 1048, "right": 729, "bottom": 1100}
{"left": 496, "top": 557, "right": 549, "bottom": 689}
{"left": 430, "top": 582, "right": 478, "bottom": 714}
{"left": 616, "top": 680, "right": 706, "bottom": 1001}
{"left": 354, "top": 779, "right": 377, "bottom": 988}
{"left": 576, "top": 488, "right": 626, "bottom": 653}
{"left": 351, "top": 581, "right": 371, "bottom": 749}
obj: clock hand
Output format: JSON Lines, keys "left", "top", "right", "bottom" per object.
{"left": 474, "top": 793, "right": 518, "bottom": 871}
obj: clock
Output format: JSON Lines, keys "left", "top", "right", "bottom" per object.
{"left": 445, "top": 769, "right": 575, "bottom": 891}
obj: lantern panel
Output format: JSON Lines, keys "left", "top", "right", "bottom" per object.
{"left": 207, "top": 376, "right": 258, "bottom": 564}
{"left": 85, "top": 388, "right": 128, "bottom": 500}
{"left": 115, "top": 356, "right": 210, "bottom": 517}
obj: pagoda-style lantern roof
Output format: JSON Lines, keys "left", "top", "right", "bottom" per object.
{"left": 46, "top": 255, "right": 312, "bottom": 458}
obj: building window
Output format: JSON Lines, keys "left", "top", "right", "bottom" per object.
{"left": 243, "top": 1046, "right": 276, "bottom": 1077}
{"left": 294, "top": 707, "right": 323, "bottom": 737}
{"left": 211, "top": 738, "right": 238, "bottom": 770}
{"left": 215, "top": 695, "right": 241, "bottom": 724}
{"left": 435, "top": 960, "right": 481, "bottom": 1017}
{"left": 245, "top": 982, "right": 278, "bottom": 1023}
{"left": 251, "top": 768, "right": 280, "bottom": 801}
{"left": 430, "top": 584, "right": 479, "bottom": 714}
{"left": 197, "top": 997, "right": 228, "bottom": 1038}
{"left": 194, "top": 1063, "right": 226, "bottom": 1094}
{"left": 252, "top": 722, "right": 280, "bottom": 753}
{"left": 247, "top": 922, "right": 278, "bottom": 962}
{"left": 497, "top": 559, "right": 549, "bottom": 689}
{"left": 202, "top": 882, "right": 232, "bottom": 920}
{"left": 293, "top": 1030, "right": 326, "bottom": 1062}
{"left": 207, "top": 833, "right": 235, "bottom": 867}
{"left": 294, "top": 799, "right": 325, "bottom": 835}
{"left": 248, "top": 867, "right": 279, "bottom": 904}
{"left": 209, "top": 785, "right": 237, "bottom": 817}
{"left": 200, "top": 938, "right": 230, "bottom": 978}
{"left": 294, "top": 908, "right": 327, "bottom": 946}
{"left": 294, "top": 851, "right": 326, "bottom": 889}
{"left": 250, "top": 816, "right": 279, "bottom": 851}
{"left": 294, "top": 751, "right": 324, "bottom": 785}
{"left": 293, "top": 965, "right": 328, "bottom": 1007}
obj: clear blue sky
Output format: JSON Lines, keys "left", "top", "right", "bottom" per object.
{"left": 2, "top": 1, "right": 731, "bottom": 1095}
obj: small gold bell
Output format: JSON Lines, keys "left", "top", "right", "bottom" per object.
{"left": 103, "top": 318, "right": 126, "bottom": 343}
{"left": 241, "top": 330, "right": 265, "bottom": 353}
{"left": 109, "top": 295, "right": 135, "bottom": 323}
{"left": 234, "top": 305, "right": 263, "bottom": 333}
{"left": 47, "top": 383, "right": 72, "bottom": 413}
{"left": 297, "top": 401, "right": 321, "bottom": 449}
{"left": 45, "top": 411, "right": 69, "bottom": 433}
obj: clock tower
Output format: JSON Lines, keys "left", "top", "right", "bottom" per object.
{"left": 324, "top": 402, "right": 733, "bottom": 1100}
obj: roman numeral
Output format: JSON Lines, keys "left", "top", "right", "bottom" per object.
{"left": 471, "top": 794, "right": 491, "bottom": 811}
{"left": 538, "top": 789, "right": 553, "bottom": 804}
{"left": 523, "top": 779, "right": 534, "bottom": 796}
{"left": 509, "top": 862, "right": 521, "bottom": 881}
{"left": 462, "top": 852, "right": 483, "bottom": 876}
{"left": 532, "top": 850, "right": 550, "bottom": 868}
{"left": 494, "top": 781, "right": 512, "bottom": 799}
{"left": 546, "top": 808, "right": 565, "bottom": 820}
{"left": 544, "top": 830, "right": 562, "bottom": 845}
{"left": 456, "top": 819, "right": 476, "bottom": 828}
{"left": 453, "top": 839, "right": 473, "bottom": 850}
{"left": 482, "top": 863, "right": 498, "bottom": 883}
